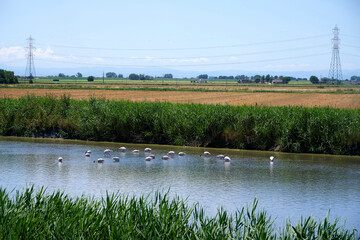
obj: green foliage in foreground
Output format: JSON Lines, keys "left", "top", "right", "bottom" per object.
{"left": 0, "top": 187, "right": 358, "bottom": 239}
{"left": 0, "top": 69, "right": 18, "bottom": 84}
{"left": 0, "top": 95, "right": 359, "bottom": 155}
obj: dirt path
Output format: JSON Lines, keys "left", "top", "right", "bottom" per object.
{"left": 1, "top": 88, "right": 359, "bottom": 109}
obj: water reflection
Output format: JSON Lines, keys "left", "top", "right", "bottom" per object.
{"left": 0, "top": 136, "right": 359, "bottom": 230}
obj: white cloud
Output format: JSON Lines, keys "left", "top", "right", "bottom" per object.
{"left": 229, "top": 56, "right": 240, "bottom": 61}
{"left": 0, "top": 46, "right": 26, "bottom": 60}
{"left": 177, "top": 57, "right": 209, "bottom": 63}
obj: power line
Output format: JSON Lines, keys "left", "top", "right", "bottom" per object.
{"left": 48, "top": 44, "right": 328, "bottom": 60}
{"left": 36, "top": 34, "right": 330, "bottom": 51}
{"left": 342, "top": 44, "right": 360, "bottom": 49}
{"left": 342, "top": 53, "right": 360, "bottom": 58}
{"left": 36, "top": 52, "right": 330, "bottom": 68}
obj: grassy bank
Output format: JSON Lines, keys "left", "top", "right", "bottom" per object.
{"left": 0, "top": 95, "right": 359, "bottom": 155}
{"left": 0, "top": 186, "right": 358, "bottom": 239}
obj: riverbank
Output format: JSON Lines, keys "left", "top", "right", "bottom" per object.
{"left": 0, "top": 186, "right": 358, "bottom": 239}
{"left": 0, "top": 95, "right": 359, "bottom": 155}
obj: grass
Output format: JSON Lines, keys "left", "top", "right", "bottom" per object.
{"left": 0, "top": 186, "right": 358, "bottom": 239}
{"left": 0, "top": 95, "right": 359, "bottom": 155}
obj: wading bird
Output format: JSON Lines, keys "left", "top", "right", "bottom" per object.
{"left": 104, "top": 149, "right": 112, "bottom": 156}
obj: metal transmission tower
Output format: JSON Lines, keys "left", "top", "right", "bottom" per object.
{"left": 328, "top": 25, "right": 342, "bottom": 80}
{"left": 25, "top": 36, "right": 36, "bottom": 79}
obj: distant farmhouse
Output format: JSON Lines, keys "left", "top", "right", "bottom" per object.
{"left": 237, "top": 79, "right": 250, "bottom": 83}
{"left": 272, "top": 78, "right": 283, "bottom": 84}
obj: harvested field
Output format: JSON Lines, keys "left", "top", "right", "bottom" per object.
{"left": 14, "top": 83, "right": 360, "bottom": 93}
{"left": 0, "top": 88, "right": 359, "bottom": 109}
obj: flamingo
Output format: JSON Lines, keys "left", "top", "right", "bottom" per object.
{"left": 216, "top": 154, "right": 225, "bottom": 159}
{"left": 104, "top": 149, "right": 112, "bottom": 156}
{"left": 144, "top": 148, "right": 152, "bottom": 152}
{"left": 224, "top": 156, "right": 231, "bottom": 162}
{"left": 97, "top": 158, "right": 105, "bottom": 163}
{"left": 113, "top": 157, "right": 120, "bottom": 162}
{"left": 178, "top": 152, "right": 185, "bottom": 156}
{"left": 167, "top": 151, "right": 175, "bottom": 156}
{"left": 270, "top": 156, "right": 275, "bottom": 163}
{"left": 202, "top": 151, "right": 211, "bottom": 157}
{"left": 145, "top": 156, "right": 152, "bottom": 161}
{"left": 119, "top": 147, "right": 126, "bottom": 152}
{"left": 58, "top": 157, "right": 63, "bottom": 163}
{"left": 162, "top": 155, "right": 170, "bottom": 160}
{"left": 132, "top": 150, "right": 140, "bottom": 154}
{"left": 85, "top": 152, "right": 91, "bottom": 157}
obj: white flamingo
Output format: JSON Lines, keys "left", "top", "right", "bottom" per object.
{"left": 178, "top": 152, "right": 185, "bottom": 156}
{"left": 144, "top": 148, "right": 152, "bottom": 152}
{"left": 162, "top": 155, "right": 170, "bottom": 160}
{"left": 217, "top": 154, "right": 224, "bottom": 159}
{"left": 104, "top": 149, "right": 112, "bottom": 156}
{"left": 85, "top": 152, "right": 91, "bottom": 157}
{"left": 224, "top": 156, "right": 231, "bottom": 162}
{"left": 97, "top": 158, "right": 105, "bottom": 163}
{"left": 270, "top": 156, "right": 275, "bottom": 163}
{"left": 58, "top": 157, "right": 63, "bottom": 163}
{"left": 145, "top": 156, "right": 152, "bottom": 161}
{"left": 119, "top": 147, "right": 126, "bottom": 152}
{"left": 132, "top": 150, "right": 140, "bottom": 154}
{"left": 167, "top": 151, "right": 175, "bottom": 156}
{"left": 203, "top": 151, "right": 211, "bottom": 157}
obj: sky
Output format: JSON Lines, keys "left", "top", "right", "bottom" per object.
{"left": 0, "top": 0, "right": 359, "bottom": 78}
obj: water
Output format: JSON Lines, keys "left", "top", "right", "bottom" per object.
{"left": 0, "top": 136, "right": 359, "bottom": 230}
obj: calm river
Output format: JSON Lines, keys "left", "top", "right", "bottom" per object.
{"left": 0, "top": 137, "right": 359, "bottom": 230}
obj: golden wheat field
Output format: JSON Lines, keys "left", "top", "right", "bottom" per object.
{"left": 1, "top": 88, "right": 359, "bottom": 109}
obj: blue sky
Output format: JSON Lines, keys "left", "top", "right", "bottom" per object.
{"left": 0, "top": 0, "right": 359, "bottom": 78}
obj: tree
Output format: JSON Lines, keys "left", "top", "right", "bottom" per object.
{"left": 282, "top": 76, "right": 291, "bottom": 84}
{"left": 309, "top": 76, "right": 319, "bottom": 84}
{"left": 58, "top": 73, "right": 65, "bottom": 78}
{"left": 197, "top": 74, "right": 208, "bottom": 79}
{"left": 76, "top": 72, "right": 82, "bottom": 78}
{"left": 164, "top": 73, "right": 173, "bottom": 78}
{"left": 129, "top": 73, "right": 140, "bottom": 80}
{"left": 87, "top": 76, "right": 95, "bottom": 82}
{"left": 0, "top": 69, "right": 19, "bottom": 84}
{"left": 254, "top": 77, "right": 261, "bottom": 83}
{"left": 265, "top": 74, "right": 271, "bottom": 83}
{"left": 106, "top": 72, "right": 117, "bottom": 78}
{"left": 118, "top": 74, "right": 123, "bottom": 78}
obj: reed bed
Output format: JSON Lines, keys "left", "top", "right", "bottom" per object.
{"left": 0, "top": 95, "right": 359, "bottom": 155}
{"left": 0, "top": 186, "right": 357, "bottom": 239}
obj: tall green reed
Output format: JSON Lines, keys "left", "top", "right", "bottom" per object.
{"left": 0, "top": 95, "right": 359, "bottom": 155}
{"left": 0, "top": 187, "right": 358, "bottom": 239}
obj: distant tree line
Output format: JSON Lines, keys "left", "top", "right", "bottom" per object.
{"left": 0, "top": 69, "right": 18, "bottom": 84}
{"left": 350, "top": 76, "right": 360, "bottom": 81}
{"left": 51, "top": 71, "right": 355, "bottom": 84}
{"left": 128, "top": 74, "right": 154, "bottom": 80}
